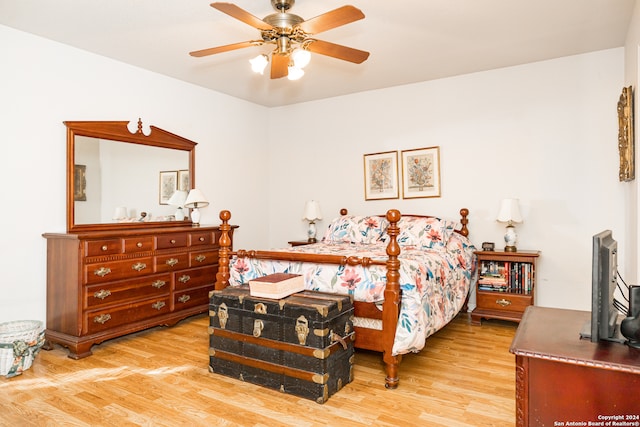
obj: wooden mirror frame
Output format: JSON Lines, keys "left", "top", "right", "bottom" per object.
{"left": 66, "top": 119, "right": 196, "bottom": 232}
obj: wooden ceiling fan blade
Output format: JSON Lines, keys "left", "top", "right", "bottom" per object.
{"left": 298, "top": 6, "right": 365, "bottom": 35}
{"left": 189, "top": 41, "right": 257, "bottom": 57}
{"left": 271, "top": 54, "right": 289, "bottom": 79}
{"left": 210, "top": 2, "right": 273, "bottom": 31}
{"left": 306, "top": 40, "right": 369, "bottom": 64}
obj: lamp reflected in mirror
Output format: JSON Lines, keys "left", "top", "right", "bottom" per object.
{"left": 302, "top": 200, "right": 322, "bottom": 243}
{"left": 167, "top": 190, "right": 188, "bottom": 221}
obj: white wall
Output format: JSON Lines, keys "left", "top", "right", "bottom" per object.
{"left": 0, "top": 22, "right": 633, "bottom": 323}
{"left": 267, "top": 48, "right": 627, "bottom": 312}
{"left": 0, "top": 25, "right": 271, "bottom": 322}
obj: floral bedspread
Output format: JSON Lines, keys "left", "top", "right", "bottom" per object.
{"left": 228, "top": 233, "right": 476, "bottom": 355}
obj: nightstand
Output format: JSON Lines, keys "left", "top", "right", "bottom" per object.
{"left": 471, "top": 250, "right": 540, "bottom": 325}
{"left": 288, "top": 240, "right": 313, "bottom": 247}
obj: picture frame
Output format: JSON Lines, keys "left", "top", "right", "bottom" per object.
{"left": 74, "top": 164, "right": 87, "bottom": 201}
{"left": 618, "top": 85, "right": 635, "bottom": 182}
{"left": 363, "top": 151, "right": 399, "bottom": 200}
{"left": 178, "top": 169, "right": 190, "bottom": 192}
{"left": 159, "top": 170, "right": 178, "bottom": 205}
{"left": 401, "top": 146, "right": 441, "bottom": 199}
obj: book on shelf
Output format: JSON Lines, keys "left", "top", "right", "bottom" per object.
{"left": 248, "top": 273, "right": 305, "bottom": 299}
{"left": 478, "top": 260, "right": 534, "bottom": 294}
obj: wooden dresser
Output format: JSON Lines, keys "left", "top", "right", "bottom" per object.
{"left": 510, "top": 306, "right": 640, "bottom": 426}
{"left": 43, "top": 225, "right": 234, "bottom": 359}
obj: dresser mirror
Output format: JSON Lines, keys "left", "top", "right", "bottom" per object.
{"left": 66, "top": 119, "right": 196, "bottom": 232}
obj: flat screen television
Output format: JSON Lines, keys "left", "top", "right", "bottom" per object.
{"left": 579, "top": 230, "right": 625, "bottom": 343}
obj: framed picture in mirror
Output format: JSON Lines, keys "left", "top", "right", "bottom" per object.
{"left": 159, "top": 170, "right": 178, "bottom": 205}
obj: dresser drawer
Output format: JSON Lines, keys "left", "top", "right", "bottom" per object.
{"left": 174, "top": 266, "right": 216, "bottom": 291}
{"left": 156, "top": 253, "right": 190, "bottom": 272}
{"left": 190, "top": 231, "right": 213, "bottom": 246}
{"left": 476, "top": 291, "right": 532, "bottom": 313}
{"left": 173, "top": 286, "right": 211, "bottom": 311}
{"left": 85, "top": 274, "right": 171, "bottom": 309}
{"left": 85, "top": 239, "right": 122, "bottom": 257}
{"left": 84, "top": 257, "right": 153, "bottom": 284}
{"left": 85, "top": 296, "right": 171, "bottom": 334}
{"left": 156, "top": 233, "right": 188, "bottom": 249}
{"left": 123, "top": 236, "right": 154, "bottom": 253}
{"left": 190, "top": 250, "right": 219, "bottom": 267}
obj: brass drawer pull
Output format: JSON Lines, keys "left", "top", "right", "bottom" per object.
{"left": 199, "top": 237, "right": 205, "bottom": 242}
{"left": 136, "top": 242, "right": 143, "bottom": 248}
{"left": 93, "top": 314, "right": 111, "bottom": 324}
{"left": 170, "top": 239, "right": 176, "bottom": 244}
{"left": 166, "top": 258, "right": 179, "bottom": 267}
{"left": 93, "top": 289, "right": 112, "bottom": 300}
{"left": 94, "top": 267, "right": 112, "bottom": 277}
{"left": 152, "top": 301, "right": 166, "bottom": 310}
{"left": 195, "top": 254, "right": 206, "bottom": 263}
{"left": 132, "top": 262, "right": 147, "bottom": 272}
{"left": 178, "top": 294, "right": 191, "bottom": 304}
{"left": 151, "top": 280, "right": 166, "bottom": 289}
{"left": 496, "top": 298, "right": 512, "bottom": 307}
{"left": 178, "top": 275, "right": 191, "bottom": 283}
{"left": 101, "top": 245, "right": 108, "bottom": 251}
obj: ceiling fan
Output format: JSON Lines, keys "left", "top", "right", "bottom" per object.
{"left": 189, "top": 0, "right": 369, "bottom": 80}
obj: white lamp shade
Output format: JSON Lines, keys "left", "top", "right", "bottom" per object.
{"left": 292, "top": 49, "right": 311, "bottom": 68}
{"left": 167, "top": 190, "right": 188, "bottom": 207}
{"left": 302, "top": 200, "right": 322, "bottom": 222}
{"left": 497, "top": 198, "right": 523, "bottom": 223}
{"left": 184, "top": 189, "right": 209, "bottom": 209}
{"left": 249, "top": 54, "right": 268, "bottom": 74}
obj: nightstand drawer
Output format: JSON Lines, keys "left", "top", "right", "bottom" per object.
{"left": 477, "top": 291, "right": 532, "bottom": 313}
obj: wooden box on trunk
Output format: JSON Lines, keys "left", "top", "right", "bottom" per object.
{"left": 209, "top": 285, "right": 354, "bottom": 404}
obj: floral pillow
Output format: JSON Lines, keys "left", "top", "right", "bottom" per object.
{"left": 322, "top": 215, "right": 389, "bottom": 244}
{"left": 382, "top": 216, "right": 458, "bottom": 249}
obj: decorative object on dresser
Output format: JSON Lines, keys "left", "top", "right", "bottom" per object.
{"left": 43, "top": 119, "right": 237, "bottom": 358}
{"left": 209, "top": 286, "right": 355, "bottom": 403}
{"left": 496, "top": 198, "right": 523, "bottom": 252}
{"left": 184, "top": 189, "right": 209, "bottom": 226}
{"left": 471, "top": 250, "right": 540, "bottom": 325}
{"left": 214, "top": 207, "right": 474, "bottom": 389}
{"left": 302, "top": 200, "right": 322, "bottom": 243}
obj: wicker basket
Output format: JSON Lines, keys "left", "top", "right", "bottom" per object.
{"left": 0, "top": 320, "right": 45, "bottom": 378}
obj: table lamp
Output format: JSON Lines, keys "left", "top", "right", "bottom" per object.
{"left": 167, "top": 190, "right": 188, "bottom": 221}
{"left": 184, "top": 189, "right": 209, "bottom": 226}
{"left": 302, "top": 200, "right": 322, "bottom": 243}
{"left": 497, "top": 198, "right": 523, "bottom": 252}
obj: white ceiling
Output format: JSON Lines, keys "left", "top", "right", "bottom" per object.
{"left": 0, "top": 0, "right": 636, "bottom": 107}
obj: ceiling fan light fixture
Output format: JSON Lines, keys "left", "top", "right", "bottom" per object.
{"left": 287, "top": 66, "right": 304, "bottom": 80}
{"left": 249, "top": 54, "right": 269, "bottom": 74}
{"left": 291, "top": 48, "right": 311, "bottom": 68}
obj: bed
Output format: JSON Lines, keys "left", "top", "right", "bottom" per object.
{"left": 213, "top": 208, "right": 476, "bottom": 389}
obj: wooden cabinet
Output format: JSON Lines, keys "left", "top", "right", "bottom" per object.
{"left": 510, "top": 307, "right": 640, "bottom": 426}
{"left": 471, "top": 250, "right": 540, "bottom": 325}
{"left": 42, "top": 225, "right": 234, "bottom": 359}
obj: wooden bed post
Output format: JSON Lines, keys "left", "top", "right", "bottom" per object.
{"left": 215, "top": 210, "right": 232, "bottom": 290}
{"left": 382, "top": 209, "right": 402, "bottom": 389}
{"left": 459, "top": 208, "right": 469, "bottom": 237}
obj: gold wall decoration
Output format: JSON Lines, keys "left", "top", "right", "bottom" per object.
{"left": 618, "top": 86, "right": 634, "bottom": 182}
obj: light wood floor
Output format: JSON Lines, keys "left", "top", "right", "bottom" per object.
{"left": 0, "top": 314, "right": 517, "bottom": 427}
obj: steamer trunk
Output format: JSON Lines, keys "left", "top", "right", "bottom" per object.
{"left": 209, "top": 286, "right": 354, "bottom": 403}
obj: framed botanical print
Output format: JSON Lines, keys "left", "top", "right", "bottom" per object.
{"left": 401, "top": 146, "right": 441, "bottom": 199}
{"left": 363, "top": 151, "right": 399, "bottom": 200}
{"left": 74, "top": 164, "right": 87, "bottom": 201}
{"left": 178, "top": 169, "right": 190, "bottom": 191}
{"left": 159, "top": 170, "right": 178, "bottom": 205}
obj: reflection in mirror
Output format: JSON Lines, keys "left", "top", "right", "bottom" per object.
{"left": 66, "top": 120, "right": 196, "bottom": 232}
{"left": 74, "top": 137, "right": 190, "bottom": 225}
